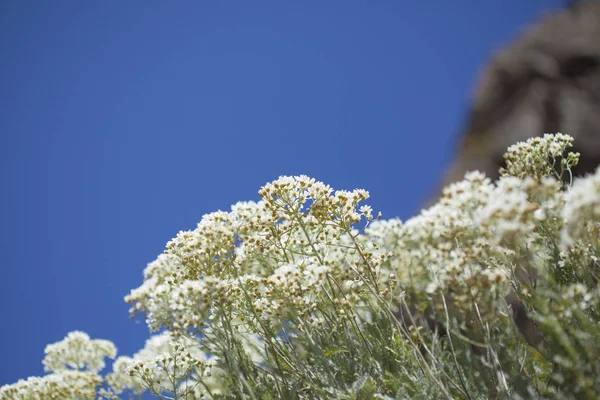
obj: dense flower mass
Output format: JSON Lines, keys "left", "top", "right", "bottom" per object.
{"left": 2, "top": 133, "right": 600, "bottom": 399}
{"left": 42, "top": 331, "right": 116, "bottom": 374}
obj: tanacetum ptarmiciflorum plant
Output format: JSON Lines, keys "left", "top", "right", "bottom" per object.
{"left": 2, "top": 133, "right": 600, "bottom": 399}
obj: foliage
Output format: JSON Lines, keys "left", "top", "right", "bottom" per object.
{"left": 3, "top": 133, "right": 600, "bottom": 399}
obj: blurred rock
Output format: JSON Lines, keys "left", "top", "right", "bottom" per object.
{"left": 442, "top": 0, "right": 600, "bottom": 190}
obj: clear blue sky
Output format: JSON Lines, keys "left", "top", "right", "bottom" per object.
{"left": 0, "top": 0, "right": 563, "bottom": 386}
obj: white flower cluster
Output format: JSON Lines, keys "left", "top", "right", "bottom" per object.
{"left": 42, "top": 331, "right": 116, "bottom": 374}
{"left": 124, "top": 174, "right": 385, "bottom": 335}
{"left": 500, "top": 132, "right": 579, "bottom": 180}
{"left": 359, "top": 134, "right": 594, "bottom": 324}
{"left": 105, "top": 331, "right": 221, "bottom": 398}
{"left": 0, "top": 370, "right": 103, "bottom": 400}
{"left": 0, "top": 331, "right": 114, "bottom": 399}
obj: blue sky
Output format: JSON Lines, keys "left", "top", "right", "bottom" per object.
{"left": 0, "top": 0, "right": 563, "bottom": 386}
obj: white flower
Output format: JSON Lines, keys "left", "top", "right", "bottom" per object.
{"left": 360, "top": 205, "right": 373, "bottom": 220}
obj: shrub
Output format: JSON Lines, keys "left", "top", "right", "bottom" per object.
{"left": 3, "top": 133, "right": 599, "bottom": 399}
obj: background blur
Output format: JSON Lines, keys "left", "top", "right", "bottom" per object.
{"left": 0, "top": 0, "right": 564, "bottom": 385}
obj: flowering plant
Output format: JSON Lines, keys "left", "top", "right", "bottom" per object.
{"left": 3, "top": 133, "right": 600, "bottom": 399}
